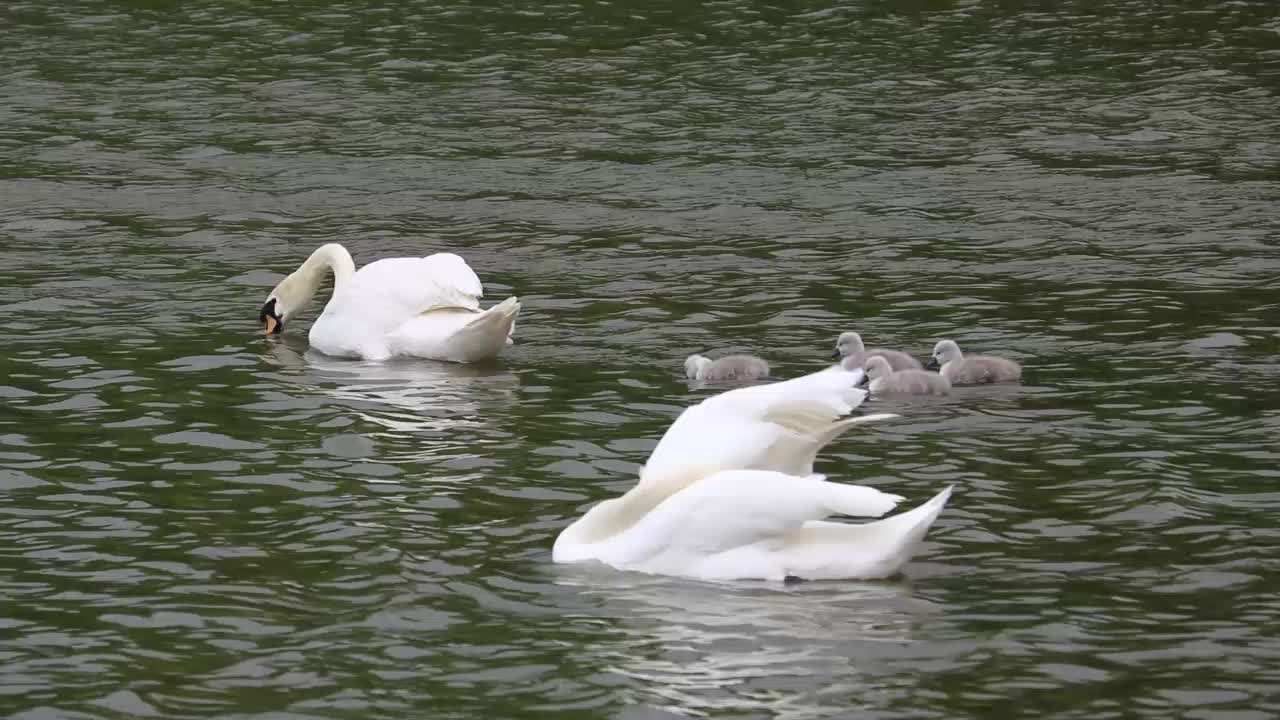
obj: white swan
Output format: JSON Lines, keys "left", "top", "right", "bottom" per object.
{"left": 258, "top": 243, "right": 520, "bottom": 362}
{"left": 553, "top": 365, "right": 953, "bottom": 581}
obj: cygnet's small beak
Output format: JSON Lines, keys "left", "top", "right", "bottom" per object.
{"left": 830, "top": 348, "right": 842, "bottom": 359}
{"left": 856, "top": 373, "right": 869, "bottom": 388}
{"left": 924, "top": 357, "right": 940, "bottom": 371}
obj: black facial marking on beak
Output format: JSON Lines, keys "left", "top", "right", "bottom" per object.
{"left": 924, "top": 357, "right": 939, "bottom": 370}
{"left": 260, "top": 298, "right": 284, "bottom": 335}
{"left": 830, "top": 348, "right": 842, "bottom": 359}
{"left": 856, "top": 373, "right": 869, "bottom": 388}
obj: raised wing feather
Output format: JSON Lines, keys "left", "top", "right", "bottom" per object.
{"left": 638, "top": 366, "right": 892, "bottom": 495}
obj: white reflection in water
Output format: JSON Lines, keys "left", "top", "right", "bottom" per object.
{"left": 554, "top": 568, "right": 930, "bottom": 719}
{"left": 265, "top": 344, "right": 521, "bottom": 436}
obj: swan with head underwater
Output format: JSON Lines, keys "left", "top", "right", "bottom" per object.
{"left": 258, "top": 243, "right": 521, "bottom": 362}
{"left": 553, "top": 363, "right": 954, "bottom": 581}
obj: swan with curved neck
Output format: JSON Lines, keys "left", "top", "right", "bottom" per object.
{"left": 258, "top": 243, "right": 520, "bottom": 363}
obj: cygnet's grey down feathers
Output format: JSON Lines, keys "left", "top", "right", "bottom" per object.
{"left": 926, "top": 339, "right": 1022, "bottom": 385}
{"left": 832, "top": 331, "right": 922, "bottom": 372}
{"left": 863, "top": 356, "right": 951, "bottom": 395}
{"left": 684, "top": 353, "right": 771, "bottom": 383}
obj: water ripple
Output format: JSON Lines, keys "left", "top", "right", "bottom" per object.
{"left": 3, "top": 0, "right": 1280, "bottom": 718}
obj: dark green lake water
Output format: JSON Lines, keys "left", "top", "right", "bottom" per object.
{"left": 3, "top": 0, "right": 1280, "bottom": 718}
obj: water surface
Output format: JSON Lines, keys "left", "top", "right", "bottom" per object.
{"left": 3, "top": 0, "right": 1280, "bottom": 718}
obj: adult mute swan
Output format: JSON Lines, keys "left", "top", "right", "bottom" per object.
{"left": 258, "top": 243, "right": 520, "bottom": 363}
{"left": 553, "top": 365, "right": 954, "bottom": 581}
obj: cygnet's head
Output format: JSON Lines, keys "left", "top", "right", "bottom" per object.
{"left": 684, "top": 354, "right": 712, "bottom": 379}
{"left": 831, "top": 331, "right": 866, "bottom": 359}
{"left": 927, "top": 339, "right": 963, "bottom": 370}
{"left": 864, "top": 356, "right": 894, "bottom": 380}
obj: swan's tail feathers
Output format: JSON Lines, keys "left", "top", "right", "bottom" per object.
{"left": 806, "top": 474, "right": 905, "bottom": 517}
{"left": 781, "top": 484, "right": 954, "bottom": 580}
{"left": 455, "top": 296, "right": 521, "bottom": 361}
{"left": 855, "top": 484, "right": 953, "bottom": 576}
{"left": 505, "top": 310, "right": 517, "bottom": 344}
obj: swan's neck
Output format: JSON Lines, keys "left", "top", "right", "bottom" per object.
{"left": 298, "top": 243, "right": 355, "bottom": 295}
{"left": 280, "top": 243, "right": 356, "bottom": 316}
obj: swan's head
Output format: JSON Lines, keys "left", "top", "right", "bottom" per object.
{"left": 927, "top": 339, "right": 962, "bottom": 370}
{"left": 864, "top": 356, "right": 893, "bottom": 381}
{"left": 832, "top": 331, "right": 865, "bottom": 359}
{"left": 258, "top": 272, "right": 319, "bottom": 335}
{"left": 684, "top": 354, "right": 712, "bottom": 380}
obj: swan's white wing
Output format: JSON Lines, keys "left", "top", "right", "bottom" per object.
{"left": 410, "top": 253, "right": 485, "bottom": 313}
{"left": 608, "top": 470, "right": 905, "bottom": 577}
{"left": 331, "top": 253, "right": 484, "bottom": 323}
{"left": 639, "top": 366, "right": 895, "bottom": 494}
{"left": 385, "top": 296, "right": 521, "bottom": 362}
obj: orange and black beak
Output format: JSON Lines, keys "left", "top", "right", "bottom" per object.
{"left": 259, "top": 298, "right": 284, "bottom": 335}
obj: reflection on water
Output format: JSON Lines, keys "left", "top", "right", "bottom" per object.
{"left": 268, "top": 342, "right": 519, "bottom": 425}
{"left": 556, "top": 569, "right": 926, "bottom": 718}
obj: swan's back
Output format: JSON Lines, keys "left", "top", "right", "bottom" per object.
{"left": 835, "top": 332, "right": 922, "bottom": 372}
{"left": 870, "top": 369, "right": 951, "bottom": 395}
{"left": 942, "top": 355, "right": 1022, "bottom": 385}
{"left": 338, "top": 253, "right": 484, "bottom": 319}
{"left": 841, "top": 349, "right": 921, "bottom": 373}
{"left": 417, "top": 253, "right": 484, "bottom": 309}
{"left": 605, "top": 470, "right": 952, "bottom": 581}
{"left": 697, "top": 354, "right": 770, "bottom": 383}
{"left": 604, "top": 470, "right": 904, "bottom": 577}
{"left": 868, "top": 348, "right": 924, "bottom": 371}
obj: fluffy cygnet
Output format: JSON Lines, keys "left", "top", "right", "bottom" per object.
{"left": 862, "top": 356, "right": 951, "bottom": 395}
{"left": 684, "top": 353, "right": 771, "bottom": 383}
{"left": 925, "top": 339, "right": 1022, "bottom": 385}
{"left": 832, "top": 331, "right": 922, "bottom": 371}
